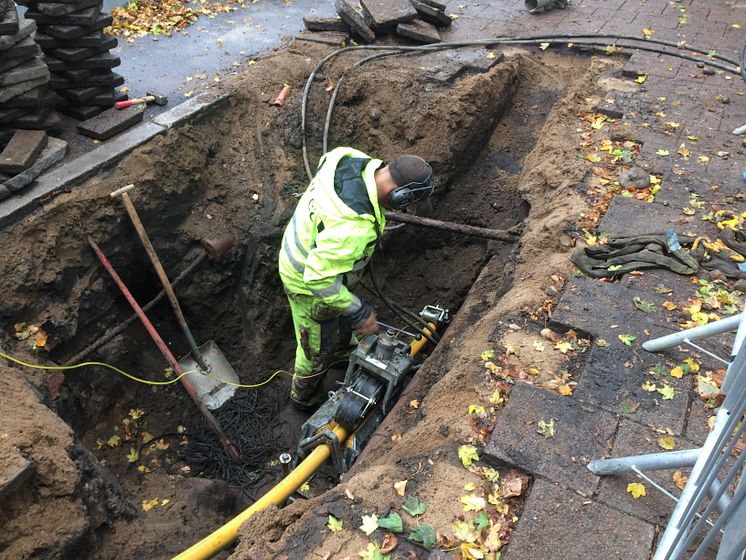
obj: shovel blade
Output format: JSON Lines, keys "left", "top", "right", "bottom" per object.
{"left": 179, "top": 340, "right": 239, "bottom": 410}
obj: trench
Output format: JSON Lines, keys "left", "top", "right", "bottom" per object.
{"left": 0, "top": 46, "right": 591, "bottom": 559}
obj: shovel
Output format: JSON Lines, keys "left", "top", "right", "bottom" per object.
{"left": 111, "top": 184, "right": 241, "bottom": 410}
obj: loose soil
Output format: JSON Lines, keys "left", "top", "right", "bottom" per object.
{"left": 0, "top": 36, "right": 625, "bottom": 559}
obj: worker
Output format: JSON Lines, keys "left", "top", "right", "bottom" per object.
{"left": 279, "top": 147, "right": 434, "bottom": 410}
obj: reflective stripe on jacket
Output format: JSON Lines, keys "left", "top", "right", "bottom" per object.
{"left": 278, "top": 147, "right": 386, "bottom": 321}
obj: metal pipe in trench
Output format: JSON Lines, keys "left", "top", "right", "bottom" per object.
{"left": 172, "top": 326, "right": 437, "bottom": 560}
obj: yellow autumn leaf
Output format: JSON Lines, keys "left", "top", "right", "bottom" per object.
{"left": 394, "top": 480, "right": 407, "bottom": 496}
{"left": 464, "top": 481, "right": 476, "bottom": 492}
{"left": 658, "top": 435, "right": 676, "bottom": 450}
{"left": 142, "top": 498, "right": 159, "bottom": 511}
{"left": 684, "top": 358, "right": 700, "bottom": 372}
{"left": 532, "top": 340, "right": 545, "bottom": 352}
{"left": 662, "top": 301, "right": 677, "bottom": 310}
{"left": 409, "top": 399, "right": 420, "bottom": 409}
{"left": 627, "top": 482, "right": 646, "bottom": 499}
{"left": 327, "top": 515, "right": 343, "bottom": 532}
{"left": 555, "top": 341, "right": 574, "bottom": 354}
{"left": 697, "top": 155, "right": 710, "bottom": 163}
{"left": 461, "top": 494, "right": 486, "bottom": 512}
{"left": 485, "top": 50, "right": 496, "bottom": 59}
{"left": 670, "top": 366, "right": 684, "bottom": 378}
{"left": 489, "top": 389, "right": 504, "bottom": 405}
{"left": 558, "top": 384, "right": 573, "bottom": 396}
{"left": 642, "top": 28, "right": 655, "bottom": 37}
{"left": 634, "top": 74, "right": 648, "bottom": 84}
{"left": 677, "top": 144, "right": 691, "bottom": 158}
{"left": 656, "top": 149, "right": 670, "bottom": 156}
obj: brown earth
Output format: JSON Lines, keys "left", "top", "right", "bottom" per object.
{"left": 0, "top": 37, "right": 626, "bottom": 559}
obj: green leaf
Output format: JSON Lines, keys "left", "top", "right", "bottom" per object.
{"left": 377, "top": 512, "right": 403, "bottom": 533}
{"left": 458, "top": 444, "right": 480, "bottom": 468}
{"left": 618, "top": 334, "right": 637, "bottom": 346}
{"left": 126, "top": 447, "right": 139, "bottom": 463}
{"left": 408, "top": 524, "right": 437, "bottom": 549}
{"left": 632, "top": 296, "right": 657, "bottom": 314}
{"left": 658, "top": 384, "right": 675, "bottom": 400}
{"left": 402, "top": 495, "right": 426, "bottom": 517}
{"left": 474, "top": 510, "right": 490, "bottom": 530}
{"left": 327, "top": 515, "right": 343, "bottom": 533}
{"left": 468, "top": 404, "right": 485, "bottom": 415}
{"left": 480, "top": 349, "right": 495, "bottom": 362}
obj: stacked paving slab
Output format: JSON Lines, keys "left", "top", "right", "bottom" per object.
{"left": 0, "top": 0, "right": 68, "bottom": 201}
{"left": 306, "top": 0, "right": 451, "bottom": 45}
{"left": 17, "top": 0, "right": 123, "bottom": 120}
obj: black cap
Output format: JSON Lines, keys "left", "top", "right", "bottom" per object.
{"left": 389, "top": 155, "right": 432, "bottom": 187}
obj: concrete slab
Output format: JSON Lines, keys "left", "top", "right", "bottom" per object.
{"left": 360, "top": 0, "right": 417, "bottom": 28}
{"left": 0, "top": 107, "right": 27, "bottom": 124}
{"left": 0, "top": 130, "right": 48, "bottom": 174}
{"left": 295, "top": 30, "right": 349, "bottom": 46}
{"left": 0, "top": 0, "right": 19, "bottom": 36}
{"left": 1, "top": 34, "right": 39, "bottom": 58}
{"left": 2, "top": 85, "right": 59, "bottom": 108}
{"left": 26, "top": 5, "right": 100, "bottom": 26}
{"left": 76, "top": 106, "right": 143, "bottom": 140}
{"left": 49, "top": 70, "right": 123, "bottom": 88}
{"left": 0, "top": 17, "right": 35, "bottom": 51}
{"left": 56, "top": 84, "right": 110, "bottom": 103}
{"left": 0, "top": 136, "right": 67, "bottom": 200}
{"left": 34, "top": 0, "right": 101, "bottom": 17}
{"left": 595, "top": 419, "right": 692, "bottom": 524}
{"left": 597, "top": 196, "right": 707, "bottom": 238}
{"left": 335, "top": 0, "right": 375, "bottom": 43}
{"left": 56, "top": 103, "right": 104, "bottom": 120}
{"left": 45, "top": 52, "right": 121, "bottom": 72}
{"left": 410, "top": 0, "right": 451, "bottom": 26}
{"left": 0, "top": 58, "right": 50, "bottom": 87}
{"left": 0, "top": 452, "right": 34, "bottom": 501}
{"left": 5, "top": 109, "right": 61, "bottom": 130}
{"left": 396, "top": 19, "right": 441, "bottom": 43}
{"left": 48, "top": 38, "right": 117, "bottom": 63}
{"left": 419, "top": 49, "right": 504, "bottom": 84}
{"left": 35, "top": 30, "right": 112, "bottom": 49}
{"left": 483, "top": 383, "right": 618, "bottom": 495}
{"left": 506, "top": 479, "right": 656, "bottom": 560}
{"left": 59, "top": 90, "right": 115, "bottom": 107}
{"left": 303, "top": 15, "right": 350, "bottom": 32}
{"left": 0, "top": 122, "right": 164, "bottom": 227}
{"left": 37, "top": 13, "right": 113, "bottom": 40}
{"left": 0, "top": 74, "right": 50, "bottom": 103}
{"left": 152, "top": 92, "right": 229, "bottom": 130}
{"left": 0, "top": 47, "right": 40, "bottom": 74}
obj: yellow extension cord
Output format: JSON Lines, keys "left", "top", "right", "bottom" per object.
{"left": 0, "top": 348, "right": 326, "bottom": 389}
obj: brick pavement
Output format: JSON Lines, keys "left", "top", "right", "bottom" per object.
{"left": 440, "top": 1, "right": 746, "bottom": 558}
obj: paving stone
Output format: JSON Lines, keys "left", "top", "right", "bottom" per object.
{"left": 0, "top": 452, "right": 34, "bottom": 501}
{"left": 0, "top": 74, "right": 50, "bottom": 103}
{"left": 45, "top": 52, "right": 120, "bottom": 72}
{"left": 360, "top": 0, "right": 417, "bottom": 29}
{"left": 0, "top": 107, "right": 27, "bottom": 124}
{"left": 5, "top": 109, "right": 61, "bottom": 130}
{"left": 56, "top": 103, "right": 105, "bottom": 120}
{"left": 419, "top": 49, "right": 504, "bottom": 84}
{"left": 1, "top": 35, "right": 39, "bottom": 59}
{"left": 1, "top": 85, "right": 59, "bottom": 108}
{"left": 597, "top": 195, "right": 708, "bottom": 237}
{"left": 416, "top": 0, "right": 445, "bottom": 11}
{"left": 77, "top": 106, "right": 144, "bottom": 140}
{"left": 335, "top": 0, "right": 375, "bottom": 43}
{"left": 32, "top": 0, "right": 101, "bottom": 17}
{"left": 47, "top": 37, "right": 117, "bottom": 62}
{"left": 595, "top": 419, "right": 695, "bottom": 524}
{"left": 55, "top": 84, "right": 109, "bottom": 103}
{"left": 0, "top": 47, "right": 40, "bottom": 74}
{"left": 506, "top": 479, "right": 656, "bottom": 560}
{"left": 0, "top": 0, "right": 19, "bottom": 35}
{"left": 152, "top": 92, "right": 229, "bottom": 129}
{"left": 0, "top": 18, "right": 36, "bottom": 51}
{"left": 0, "top": 58, "right": 50, "bottom": 87}
{"left": 410, "top": 0, "right": 451, "bottom": 26}
{"left": 0, "top": 130, "right": 48, "bottom": 174}
{"left": 35, "top": 30, "right": 113, "bottom": 49}
{"left": 303, "top": 15, "right": 350, "bottom": 32}
{"left": 0, "top": 136, "right": 67, "bottom": 200}
{"left": 49, "top": 70, "right": 124, "bottom": 88}
{"left": 295, "top": 30, "right": 349, "bottom": 46}
{"left": 482, "top": 382, "right": 618, "bottom": 495}
{"left": 37, "top": 13, "right": 112, "bottom": 40}
{"left": 26, "top": 5, "right": 101, "bottom": 26}
{"left": 58, "top": 90, "right": 115, "bottom": 107}
{"left": 396, "top": 19, "right": 441, "bottom": 43}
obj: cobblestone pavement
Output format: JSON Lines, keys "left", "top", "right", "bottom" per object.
{"left": 445, "top": 1, "right": 746, "bottom": 557}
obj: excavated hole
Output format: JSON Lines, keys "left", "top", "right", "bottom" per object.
{"left": 0, "top": 48, "right": 592, "bottom": 558}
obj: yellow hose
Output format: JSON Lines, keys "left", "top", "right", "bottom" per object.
{"left": 173, "top": 324, "right": 437, "bottom": 560}
{"left": 173, "top": 424, "right": 348, "bottom": 560}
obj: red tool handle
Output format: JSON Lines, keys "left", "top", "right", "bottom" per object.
{"left": 115, "top": 99, "right": 135, "bottom": 109}
{"left": 87, "top": 236, "right": 243, "bottom": 463}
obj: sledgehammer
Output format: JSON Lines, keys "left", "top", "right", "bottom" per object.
{"left": 115, "top": 91, "right": 168, "bottom": 110}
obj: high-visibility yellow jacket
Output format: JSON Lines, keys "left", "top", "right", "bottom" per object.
{"left": 278, "top": 147, "right": 386, "bottom": 325}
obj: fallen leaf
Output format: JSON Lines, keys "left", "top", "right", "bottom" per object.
{"left": 658, "top": 384, "right": 675, "bottom": 400}
{"left": 642, "top": 27, "right": 655, "bottom": 37}
{"left": 358, "top": 542, "right": 386, "bottom": 560}
{"left": 539, "top": 42, "right": 550, "bottom": 50}
{"left": 558, "top": 384, "right": 573, "bottom": 396}
{"left": 474, "top": 510, "right": 491, "bottom": 530}
{"left": 402, "top": 496, "right": 427, "bottom": 516}
{"left": 555, "top": 341, "right": 573, "bottom": 354}
{"left": 468, "top": 404, "right": 486, "bottom": 416}
{"left": 409, "top": 400, "right": 420, "bottom": 409}
{"left": 658, "top": 435, "right": 677, "bottom": 450}
{"left": 108, "top": 435, "right": 121, "bottom": 448}
{"left": 360, "top": 514, "right": 379, "bottom": 536}
{"left": 464, "top": 481, "right": 476, "bottom": 492}
{"left": 142, "top": 498, "right": 159, "bottom": 511}
{"left": 618, "top": 334, "right": 637, "bottom": 346}
{"left": 480, "top": 349, "right": 495, "bottom": 362}
{"left": 394, "top": 480, "right": 407, "bottom": 497}
{"left": 461, "top": 494, "right": 487, "bottom": 512}
{"left": 662, "top": 301, "right": 677, "bottom": 310}
{"left": 627, "top": 482, "right": 646, "bottom": 499}
{"left": 489, "top": 389, "right": 504, "bottom": 405}
{"left": 540, "top": 328, "right": 560, "bottom": 343}
{"left": 380, "top": 532, "right": 398, "bottom": 554}
{"left": 672, "top": 470, "right": 688, "bottom": 490}
{"left": 408, "top": 524, "right": 436, "bottom": 549}
{"left": 532, "top": 340, "right": 545, "bottom": 352}
{"left": 635, "top": 74, "right": 648, "bottom": 84}
{"left": 485, "top": 50, "right": 496, "bottom": 59}
{"left": 633, "top": 296, "right": 657, "bottom": 314}
{"left": 537, "top": 418, "right": 556, "bottom": 438}
{"left": 596, "top": 338, "right": 608, "bottom": 347}
{"left": 378, "top": 512, "right": 403, "bottom": 533}
{"left": 484, "top": 524, "right": 502, "bottom": 551}
{"left": 501, "top": 470, "right": 528, "bottom": 498}
{"left": 641, "top": 380, "right": 658, "bottom": 392}
{"left": 670, "top": 366, "right": 684, "bottom": 379}
{"left": 452, "top": 519, "right": 477, "bottom": 542}
{"left": 684, "top": 358, "right": 700, "bottom": 372}
{"left": 458, "top": 444, "right": 480, "bottom": 468}
{"left": 127, "top": 447, "right": 139, "bottom": 463}
{"left": 656, "top": 149, "right": 670, "bottom": 156}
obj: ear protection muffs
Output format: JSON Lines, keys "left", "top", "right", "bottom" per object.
{"left": 386, "top": 168, "right": 434, "bottom": 210}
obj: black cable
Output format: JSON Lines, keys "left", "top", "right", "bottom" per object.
{"left": 741, "top": 38, "right": 746, "bottom": 84}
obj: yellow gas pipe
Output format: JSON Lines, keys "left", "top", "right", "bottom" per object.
{"left": 172, "top": 324, "right": 437, "bottom": 560}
